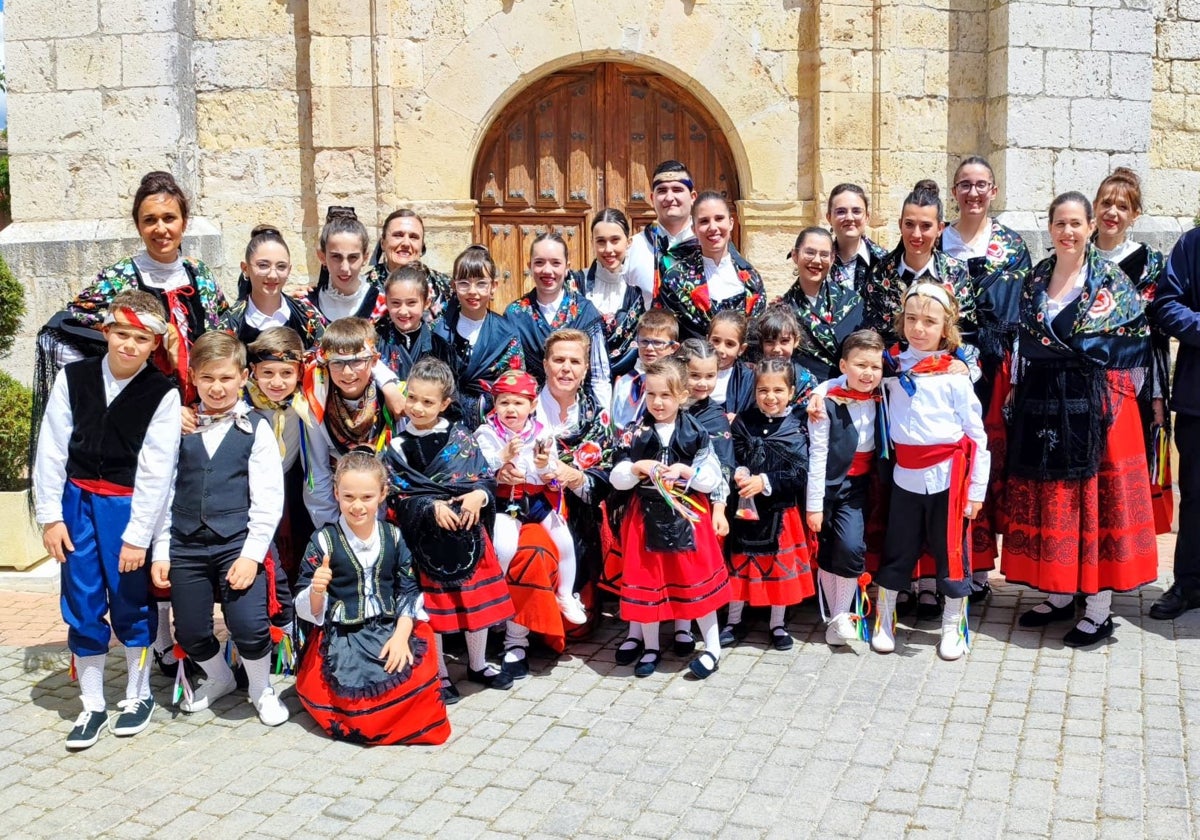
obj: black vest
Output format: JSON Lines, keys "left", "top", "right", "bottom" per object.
{"left": 319, "top": 523, "right": 406, "bottom": 625}
{"left": 171, "top": 414, "right": 262, "bottom": 538}
{"left": 823, "top": 400, "right": 863, "bottom": 492}
{"left": 65, "top": 357, "right": 174, "bottom": 489}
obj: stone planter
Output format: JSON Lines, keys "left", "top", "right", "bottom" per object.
{"left": 0, "top": 489, "right": 48, "bottom": 570}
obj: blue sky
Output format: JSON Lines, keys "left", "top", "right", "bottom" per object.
{"left": 0, "top": 7, "right": 7, "bottom": 129}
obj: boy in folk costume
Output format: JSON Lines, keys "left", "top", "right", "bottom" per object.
{"left": 33, "top": 290, "right": 182, "bottom": 749}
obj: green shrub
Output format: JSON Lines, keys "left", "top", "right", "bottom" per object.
{"left": 0, "top": 372, "right": 31, "bottom": 491}
{"left": 0, "top": 249, "right": 22, "bottom": 358}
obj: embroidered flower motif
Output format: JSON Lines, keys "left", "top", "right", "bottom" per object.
{"left": 986, "top": 241, "right": 1005, "bottom": 261}
{"left": 1142, "top": 284, "right": 1157, "bottom": 303}
{"left": 1087, "top": 288, "right": 1116, "bottom": 319}
{"left": 1041, "top": 336, "right": 1051, "bottom": 346}
{"left": 572, "top": 440, "right": 603, "bottom": 469}
{"left": 689, "top": 284, "right": 712, "bottom": 313}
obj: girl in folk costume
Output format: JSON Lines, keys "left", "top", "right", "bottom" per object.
{"left": 576, "top": 208, "right": 646, "bottom": 379}
{"left": 474, "top": 370, "right": 588, "bottom": 626}
{"left": 374, "top": 266, "right": 454, "bottom": 381}
{"left": 655, "top": 191, "right": 767, "bottom": 342}
{"left": 369, "top": 208, "right": 454, "bottom": 321}
{"left": 708, "top": 310, "right": 756, "bottom": 414}
{"left": 1005, "top": 192, "right": 1157, "bottom": 648}
{"left": 306, "top": 207, "right": 388, "bottom": 322}
{"left": 779, "top": 226, "right": 866, "bottom": 384}
{"left": 827, "top": 183, "right": 889, "bottom": 294}
{"left": 865, "top": 181, "right": 978, "bottom": 349}
{"left": 505, "top": 232, "right": 612, "bottom": 410}
{"left": 295, "top": 452, "right": 451, "bottom": 745}
{"left": 938, "top": 156, "right": 1032, "bottom": 596}
{"left": 383, "top": 358, "right": 516, "bottom": 701}
{"left": 722, "top": 359, "right": 815, "bottom": 651}
{"left": 1092, "top": 168, "right": 1173, "bottom": 533}
{"left": 433, "top": 245, "right": 526, "bottom": 428}
{"left": 873, "top": 283, "right": 990, "bottom": 661}
{"left": 219, "top": 226, "right": 326, "bottom": 349}
{"left": 610, "top": 357, "right": 731, "bottom": 679}
{"left": 754, "top": 304, "right": 819, "bottom": 407}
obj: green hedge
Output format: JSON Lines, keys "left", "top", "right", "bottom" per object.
{"left": 0, "top": 372, "right": 31, "bottom": 491}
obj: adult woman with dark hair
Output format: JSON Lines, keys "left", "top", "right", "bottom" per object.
{"left": 574, "top": 208, "right": 646, "bottom": 379}
{"left": 305, "top": 207, "right": 386, "bottom": 322}
{"left": 369, "top": 208, "right": 453, "bottom": 320}
{"left": 218, "top": 226, "right": 326, "bottom": 348}
{"left": 826, "top": 183, "right": 888, "bottom": 293}
{"left": 1004, "top": 192, "right": 1156, "bottom": 647}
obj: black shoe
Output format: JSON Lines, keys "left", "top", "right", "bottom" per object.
{"left": 1019, "top": 600, "right": 1076, "bottom": 627}
{"left": 916, "top": 591, "right": 944, "bottom": 620}
{"left": 718, "top": 622, "right": 743, "bottom": 648}
{"left": 153, "top": 648, "right": 179, "bottom": 679}
{"left": 1149, "top": 583, "right": 1200, "bottom": 620}
{"left": 467, "top": 666, "right": 513, "bottom": 690}
{"left": 633, "top": 650, "right": 661, "bottom": 678}
{"left": 968, "top": 581, "right": 992, "bottom": 605}
{"left": 770, "top": 626, "right": 794, "bottom": 651}
{"left": 66, "top": 710, "right": 109, "bottom": 750}
{"left": 110, "top": 697, "right": 155, "bottom": 737}
{"left": 895, "top": 589, "right": 916, "bottom": 617}
{"left": 500, "top": 649, "right": 529, "bottom": 681}
{"left": 687, "top": 651, "right": 720, "bottom": 679}
{"left": 1063, "top": 616, "right": 1114, "bottom": 648}
{"left": 439, "top": 678, "right": 461, "bottom": 705}
{"left": 614, "top": 637, "right": 645, "bottom": 667}
{"left": 672, "top": 629, "right": 696, "bottom": 657}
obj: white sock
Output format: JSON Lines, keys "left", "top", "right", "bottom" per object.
{"left": 1084, "top": 591, "right": 1112, "bottom": 625}
{"left": 638, "top": 621, "right": 659, "bottom": 656}
{"left": 504, "top": 622, "right": 530, "bottom": 663}
{"left": 195, "top": 652, "right": 234, "bottom": 686}
{"left": 943, "top": 596, "right": 964, "bottom": 624}
{"left": 242, "top": 655, "right": 272, "bottom": 703}
{"left": 696, "top": 612, "right": 721, "bottom": 661}
{"left": 493, "top": 515, "right": 518, "bottom": 573}
{"left": 836, "top": 574, "right": 857, "bottom": 616}
{"left": 124, "top": 647, "right": 151, "bottom": 701}
{"left": 548, "top": 517, "right": 578, "bottom": 601}
{"left": 435, "top": 633, "right": 449, "bottom": 679}
{"left": 77, "top": 653, "right": 106, "bottom": 713}
{"left": 917, "top": 578, "right": 937, "bottom": 595}
{"left": 154, "top": 603, "right": 173, "bottom": 653}
{"left": 727, "top": 600, "right": 745, "bottom": 625}
{"left": 1034, "top": 593, "right": 1075, "bottom": 611}
{"left": 972, "top": 569, "right": 989, "bottom": 585}
{"left": 674, "top": 618, "right": 692, "bottom": 638}
{"left": 769, "top": 605, "right": 786, "bottom": 627}
{"left": 465, "top": 629, "right": 491, "bottom": 672}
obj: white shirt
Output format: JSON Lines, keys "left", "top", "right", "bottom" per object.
{"left": 295, "top": 518, "right": 427, "bottom": 626}
{"left": 474, "top": 421, "right": 557, "bottom": 488}
{"left": 884, "top": 349, "right": 990, "bottom": 504}
{"left": 1095, "top": 238, "right": 1140, "bottom": 266}
{"left": 245, "top": 298, "right": 290, "bottom": 331}
{"left": 626, "top": 222, "right": 696, "bottom": 308}
{"left": 805, "top": 375, "right": 877, "bottom": 512}
{"left": 940, "top": 223, "right": 990, "bottom": 260}
{"left": 712, "top": 366, "right": 733, "bottom": 405}
{"left": 898, "top": 255, "right": 940, "bottom": 282}
{"left": 132, "top": 251, "right": 190, "bottom": 291}
{"left": 536, "top": 386, "right": 579, "bottom": 436}
{"left": 610, "top": 420, "right": 723, "bottom": 494}
{"left": 1045, "top": 268, "right": 1089, "bottom": 321}
{"left": 33, "top": 358, "right": 182, "bottom": 549}
{"left": 588, "top": 263, "right": 629, "bottom": 316}
{"left": 536, "top": 292, "right": 564, "bottom": 323}
{"left": 318, "top": 282, "right": 370, "bottom": 321}
{"left": 153, "top": 402, "right": 284, "bottom": 565}
{"left": 703, "top": 253, "right": 744, "bottom": 303}
{"left": 456, "top": 313, "right": 485, "bottom": 346}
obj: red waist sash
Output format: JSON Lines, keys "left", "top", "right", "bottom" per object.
{"left": 847, "top": 450, "right": 874, "bottom": 477}
{"left": 69, "top": 477, "right": 134, "bottom": 497}
{"left": 893, "top": 436, "right": 977, "bottom": 580}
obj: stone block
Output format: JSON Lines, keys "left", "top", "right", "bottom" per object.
{"left": 313, "top": 149, "right": 378, "bottom": 201}
{"left": 197, "top": 90, "right": 300, "bottom": 151}
{"left": 7, "top": 0, "right": 97, "bottom": 40}
{"left": 198, "top": 149, "right": 262, "bottom": 198}
{"left": 55, "top": 35, "right": 122, "bottom": 90}
{"left": 1008, "top": 4, "right": 1092, "bottom": 50}
{"left": 424, "top": 23, "right": 522, "bottom": 126}
{"left": 821, "top": 4, "right": 875, "bottom": 51}
{"left": 1161, "top": 21, "right": 1200, "bottom": 59}
{"left": 193, "top": 38, "right": 296, "bottom": 91}
{"left": 311, "top": 86, "right": 376, "bottom": 149}
{"left": 1043, "top": 50, "right": 1109, "bottom": 98}
{"left": 393, "top": 99, "right": 476, "bottom": 199}
{"left": 350, "top": 37, "right": 375, "bottom": 88}
{"left": 1052, "top": 150, "right": 1112, "bottom": 198}
{"left": 738, "top": 103, "right": 803, "bottom": 198}
{"left": 97, "top": 89, "right": 184, "bottom": 149}
{"left": 1169, "top": 59, "right": 1200, "bottom": 94}
{"left": 1092, "top": 9, "right": 1155, "bottom": 51}
{"left": 995, "top": 148, "right": 1056, "bottom": 213}
{"left": 992, "top": 47, "right": 1043, "bottom": 97}
{"left": 7, "top": 90, "right": 103, "bottom": 153}
{"left": 100, "top": 1, "right": 178, "bottom": 34}
{"left": 1070, "top": 99, "right": 1150, "bottom": 151}
{"left": 1154, "top": 58, "right": 1171, "bottom": 92}
{"left": 819, "top": 93, "right": 874, "bottom": 150}
{"left": 1182, "top": 0, "right": 1200, "bottom": 19}
{"left": 1109, "top": 52, "right": 1153, "bottom": 101}
{"left": 310, "top": 0, "right": 372, "bottom": 36}
{"left": 947, "top": 101, "right": 987, "bottom": 156}
{"left": 880, "top": 49, "right": 926, "bottom": 95}
{"left": 1150, "top": 124, "right": 1200, "bottom": 168}
{"left": 7, "top": 40, "right": 55, "bottom": 94}
{"left": 194, "top": 0, "right": 295, "bottom": 39}
{"left": 392, "top": 38, "right": 426, "bottom": 90}
{"left": 493, "top": 0, "right": 584, "bottom": 75}
{"left": 819, "top": 48, "right": 873, "bottom": 94}
{"left": 120, "top": 33, "right": 186, "bottom": 89}
{"left": 1007, "top": 96, "right": 1072, "bottom": 147}
{"left": 890, "top": 7, "right": 950, "bottom": 49}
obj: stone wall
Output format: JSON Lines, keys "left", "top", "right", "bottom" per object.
{"left": 1153, "top": 0, "right": 1200, "bottom": 227}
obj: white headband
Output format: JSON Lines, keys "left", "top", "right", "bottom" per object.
{"left": 103, "top": 308, "right": 169, "bottom": 335}
{"left": 903, "top": 281, "right": 953, "bottom": 311}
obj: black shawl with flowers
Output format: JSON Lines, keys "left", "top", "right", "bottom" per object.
{"left": 374, "top": 319, "right": 454, "bottom": 381}
{"left": 779, "top": 278, "right": 865, "bottom": 383}
{"left": 831, "top": 236, "right": 888, "bottom": 295}
{"left": 432, "top": 300, "right": 525, "bottom": 428}
{"left": 504, "top": 287, "right": 605, "bottom": 385}
{"left": 864, "top": 247, "right": 978, "bottom": 348}
{"left": 655, "top": 242, "right": 766, "bottom": 342}
{"left": 572, "top": 264, "right": 646, "bottom": 378}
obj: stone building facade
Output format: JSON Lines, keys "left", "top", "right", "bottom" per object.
{"left": 0, "top": 0, "right": 1189, "bottom": 375}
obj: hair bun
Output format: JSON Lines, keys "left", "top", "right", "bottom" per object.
{"left": 251, "top": 224, "right": 282, "bottom": 237}
{"left": 913, "top": 179, "right": 940, "bottom": 198}
{"left": 1109, "top": 166, "right": 1141, "bottom": 186}
{"left": 325, "top": 205, "right": 358, "bottom": 222}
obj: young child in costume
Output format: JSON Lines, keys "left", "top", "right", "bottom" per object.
{"left": 475, "top": 370, "right": 587, "bottom": 625}
{"left": 806, "top": 329, "right": 885, "bottom": 647}
{"left": 295, "top": 451, "right": 451, "bottom": 745}
{"left": 873, "top": 283, "right": 989, "bottom": 661}
{"left": 754, "top": 303, "right": 819, "bottom": 407}
{"left": 375, "top": 265, "right": 454, "bottom": 381}
{"left": 384, "top": 358, "right": 516, "bottom": 703}
{"left": 33, "top": 290, "right": 182, "bottom": 749}
{"left": 707, "top": 310, "right": 755, "bottom": 414}
{"left": 610, "top": 357, "right": 730, "bottom": 679}
{"left": 610, "top": 309, "right": 680, "bottom": 435}
{"left": 722, "top": 359, "right": 814, "bottom": 651}
{"left": 151, "top": 331, "right": 288, "bottom": 725}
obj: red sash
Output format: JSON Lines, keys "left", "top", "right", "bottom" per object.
{"left": 826, "top": 386, "right": 879, "bottom": 405}
{"left": 893, "top": 436, "right": 977, "bottom": 580}
{"left": 69, "top": 477, "right": 134, "bottom": 497}
{"left": 497, "top": 482, "right": 566, "bottom": 515}
{"left": 847, "top": 450, "right": 874, "bottom": 477}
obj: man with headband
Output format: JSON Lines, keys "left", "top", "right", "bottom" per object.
{"left": 625, "top": 160, "right": 699, "bottom": 308}
{"left": 32, "top": 289, "right": 183, "bottom": 748}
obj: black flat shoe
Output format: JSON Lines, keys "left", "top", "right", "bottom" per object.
{"left": 614, "top": 637, "right": 645, "bottom": 667}
{"left": 633, "top": 650, "right": 661, "bottom": 678}
{"left": 500, "top": 648, "right": 529, "bottom": 681}
{"left": 439, "top": 678, "right": 461, "bottom": 705}
{"left": 1149, "top": 583, "right": 1200, "bottom": 620}
{"left": 770, "top": 626, "right": 793, "bottom": 651}
{"left": 895, "top": 589, "right": 916, "bottom": 617}
{"left": 916, "top": 591, "right": 944, "bottom": 620}
{"left": 1019, "top": 600, "right": 1076, "bottom": 627}
{"left": 1063, "top": 616, "right": 1114, "bottom": 648}
{"left": 968, "top": 581, "right": 992, "bottom": 605}
{"left": 718, "top": 622, "right": 743, "bottom": 648}
{"left": 467, "top": 666, "right": 514, "bottom": 690}
{"left": 672, "top": 629, "right": 696, "bottom": 657}
{"left": 687, "top": 651, "right": 720, "bottom": 679}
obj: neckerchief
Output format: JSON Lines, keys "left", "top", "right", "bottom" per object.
{"left": 486, "top": 413, "right": 544, "bottom": 448}
{"left": 780, "top": 277, "right": 863, "bottom": 369}
{"left": 896, "top": 352, "right": 958, "bottom": 397}
{"left": 826, "top": 385, "right": 881, "bottom": 405}
{"left": 196, "top": 403, "right": 254, "bottom": 434}
{"left": 867, "top": 246, "right": 977, "bottom": 345}
{"left": 246, "top": 379, "right": 294, "bottom": 456}
{"left": 326, "top": 382, "right": 384, "bottom": 453}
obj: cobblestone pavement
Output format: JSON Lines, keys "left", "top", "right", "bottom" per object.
{"left": 0, "top": 536, "right": 1196, "bottom": 840}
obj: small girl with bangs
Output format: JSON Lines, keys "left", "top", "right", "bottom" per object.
{"left": 708, "top": 310, "right": 755, "bottom": 414}
{"left": 307, "top": 207, "right": 388, "bottom": 322}
{"left": 873, "top": 283, "right": 989, "bottom": 662}
{"left": 375, "top": 265, "right": 454, "bottom": 381}
{"left": 610, "top": 357, "right": 731, "bottom": 680}
{"left": 723, "top": 358, "right": 814, "bottom": 651}
{"left": 754, "top": 304, "right": 818, "bottom": 407}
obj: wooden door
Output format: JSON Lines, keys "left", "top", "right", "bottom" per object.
{"left": 473, "top": 62, "right": 740, "bottom": 311}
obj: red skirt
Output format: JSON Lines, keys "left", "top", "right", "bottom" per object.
{"left": 598, "top": 499, "right": 625, "bottom": 595}
{"left": 727, "top": 507, "right": 816, "bottom": 607}
{"left": 296, "top": 620, "right": 451, "bottom": 746}
{"left": 418, "top": 531, "right": 515, "bottom": 633}
{"left": 1002, "top": 371, "right": 1158, "bottom": 594}
{"left": 505, "top": 522, "right": 566, "bottom": 654}
{"left": 619, "top": 498, "right": 731, "bottom": 623}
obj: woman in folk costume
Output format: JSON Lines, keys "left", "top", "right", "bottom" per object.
{"left": 779, "top": 226, "right": 866, "bottom": 384}
{"left": 1005, "top": 192, "right": 1157, "bottom": 648}
{"left": 295, "top": 452, "right": 450, "bottom": 745}
{"left": 374, "top": 265, "right": 454, "bottom": 381}
{"left": 654, "top": 191, "right": 767, "bottom": 342}
{"left": 574, "top": 208, "right": 646, "bottom": 379}
{"left": 505, "top": 232, "right": 612, "bottom": 410}
{"left": 306, "top": 207, "right": 388, "bottom": 322}
{"left": 219, "top": 226, "right": 326, "bottom": 349}
{"left": 367, "top": 208, "right": 454, "bottom": 322}
{"left": 827, "top": 183, "right": 889, "bottom": 294}
{"left": 938, "top": 156, "right": 1032, "bottom": 598}
{"left": 1092, "top": 167, "right": 1173, "bottom": 533}
{"left": 432, "top": 245, "right": 526, "bottom": 428}
{"left": 383, "top": 358, "right": 516, "bottom": 702}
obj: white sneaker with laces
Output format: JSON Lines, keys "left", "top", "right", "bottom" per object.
{"left": 252, "top": 687, "right": 289, "bottom": 727}
{"left": 180, "top": 670, "right": 237, "bottom": 713}
{"left": 557, "top": 593, "right": 588, "bottom": 625}
{"left": 825, "top": 613, "right": 858, "bottom": 646}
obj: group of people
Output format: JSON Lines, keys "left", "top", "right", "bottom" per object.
{"left": 29, "top": 154, "right": 1196, "bottom": 750}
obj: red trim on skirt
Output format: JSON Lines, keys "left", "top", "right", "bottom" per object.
{"left": 618, "top": 497, "right": 731, "bottom": 623}
{"left": 419, "top": 530, "right": 516, "bottom": 633}
{"left": 1002, "top": 370, "right": 1158, "bottom": 594}
{"left": 727, "top": 507, "right": 816, "bottom": 607}
{"left": 505, "top": 522, "right": 566, "bottom": 654}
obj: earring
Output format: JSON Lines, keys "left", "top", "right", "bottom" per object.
{"left": 792, "top": 264, "right": 801, "bottom": 277}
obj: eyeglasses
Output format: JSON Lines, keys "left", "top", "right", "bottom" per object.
{"left": 252, "top": 261, "right": 290, "bottom": 275}
{"left": 636, "top": 338, "right": 675, "bottom": 351}
{"left": 327, "top": 356, "right": 373, "bottom": 372}
{"left": 954, "top": 181, "right": 994, "bottom": 194}
{"left": 797, "top": 248, "right": 832, "bottom": 262}
{"left": 454, "top": 280, "right": 493, "bottom": 293}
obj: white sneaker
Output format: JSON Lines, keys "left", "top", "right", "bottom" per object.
{"left": 871, "top": 588, "right": 897, "bottom": 654}
{"left": 825, "top": 613, "right": 858, "bottom": 646}
{"left": 938, "top": 597, "right": 968, "bottom": 661}
{"left": 252, "top": 687, "right": 289, "bottom": 727}
{"left": 179, "top": 670, "right": 237, "bottom": 713}
{"left": 557, "top": 593, "right": 588, "bottom": 625}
